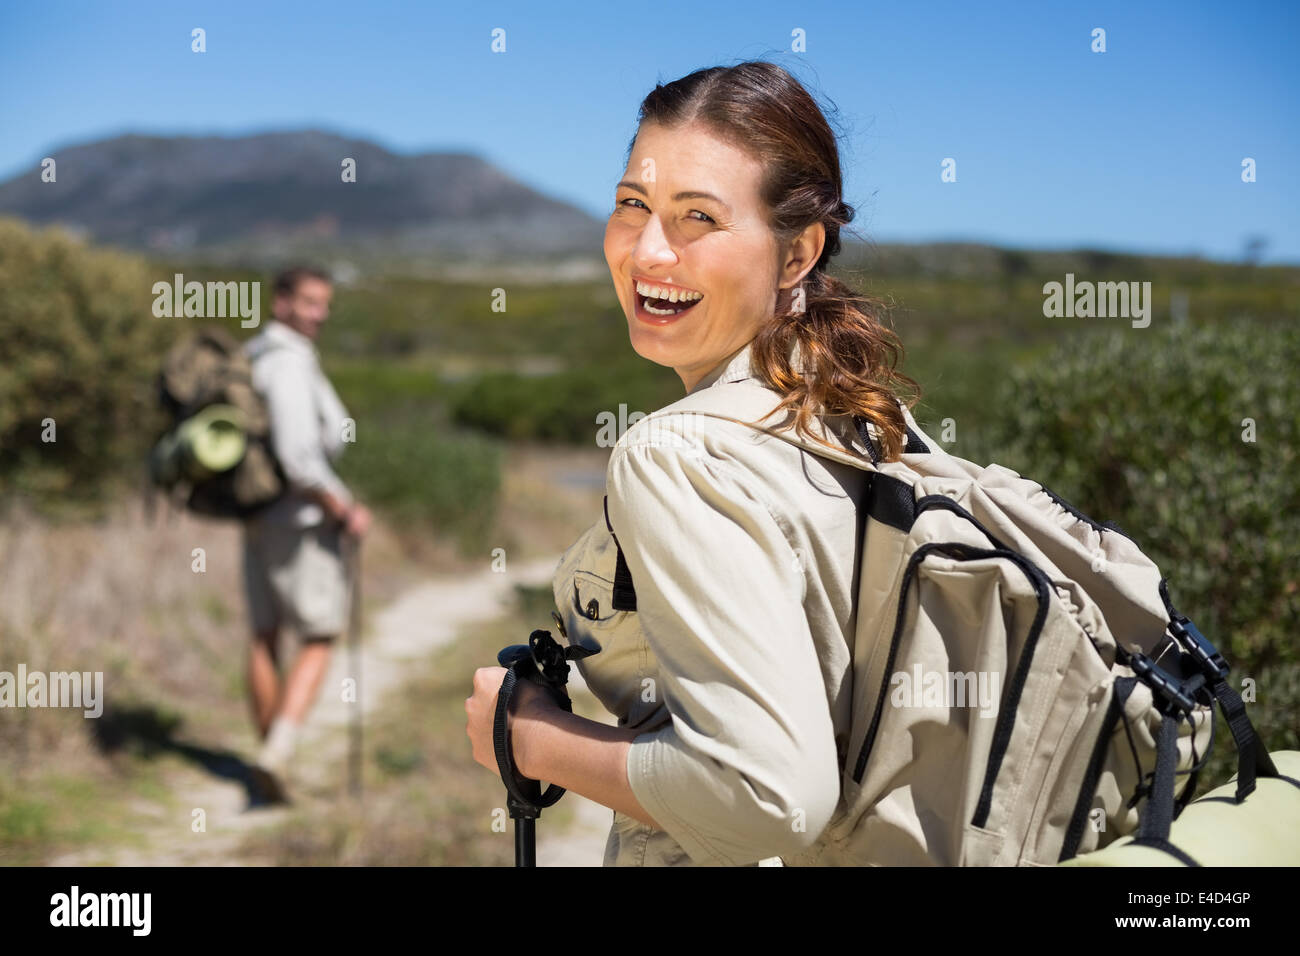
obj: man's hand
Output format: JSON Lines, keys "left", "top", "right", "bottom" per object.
{"left": 315, "top": 489, "right": 371, "bottom": 537}
{"left": 344, "top": 503, "right": 372, "bottom": 537}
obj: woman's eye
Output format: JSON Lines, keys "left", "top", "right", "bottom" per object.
{"left": 614, "top": 198, "right": 713, "bottom": 225}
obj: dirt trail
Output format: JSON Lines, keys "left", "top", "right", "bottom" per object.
{"left": 48, "top": 554, "right": 613, "bottom": 867}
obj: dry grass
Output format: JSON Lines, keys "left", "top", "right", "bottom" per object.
{"left": 0, "top": 443, "right": 612, "bottom": 864}
{"left": 233, "top": 601, "right": 608, "bottom": 865}
{"left": 230, "top": 444, "right": 612, "bottom": 865}
{"left": 492, "top": 442, "right": 610, "bottom": 562}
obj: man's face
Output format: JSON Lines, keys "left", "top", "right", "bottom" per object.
{"left": 274, "top": 277, "right": 333, "bottom": 339}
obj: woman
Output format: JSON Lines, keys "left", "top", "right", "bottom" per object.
{"left": 465, "top": 60, "right": 918, "bottom": 866}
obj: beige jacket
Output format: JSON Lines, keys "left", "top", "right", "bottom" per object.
{"left": 243, "top": 320, "right": 354, "bottom": 528}
{"left": 551, "top": 338, "right": 870, "bottom": 866}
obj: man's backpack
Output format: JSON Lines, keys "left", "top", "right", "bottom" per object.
{"left": 149, "top": 325, "right": 285, "bottom": 520}
{"left": 625, "top": 379, "right": 1287, "bottom": 866}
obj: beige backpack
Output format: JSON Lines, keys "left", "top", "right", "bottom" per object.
{"left": 622, "top": 379, "right": 1280, "bottom": 866}
{"left": 149, "top": 326, "right": 285, "bottom": 519}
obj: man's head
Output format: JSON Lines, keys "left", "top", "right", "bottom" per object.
{"left": 272, "top": 266, "right": 333, "bottom": 340}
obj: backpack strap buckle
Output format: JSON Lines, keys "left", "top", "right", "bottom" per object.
{"left": 1128, "top": 651, "right": 1197, "bottom": 716}
{"left": 1168, "top": 617, "right": 1230, "bottom": 683}
{"left": 1158, "top": 576, "right": 1229, "bottom": 683}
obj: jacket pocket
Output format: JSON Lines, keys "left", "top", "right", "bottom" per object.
{"left": 572, "top": 570, "right": 630, "bottom": 626}
{"left": 561, "top": 564, "right": 656, "bottom": 726}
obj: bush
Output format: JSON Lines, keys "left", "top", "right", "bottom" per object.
{"left": 334, "top": 409, "right": 503, "bottom": 555}
{"left": 972, "top": 319, "right": 1300, "bottom": 789}
{"left": 449, "top": 356, "right": 682, "bottom": 444}
{"left": 0, "top": 218, "right": 174, "bottom": 514}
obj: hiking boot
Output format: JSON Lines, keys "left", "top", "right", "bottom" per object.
{"left": 248, "top": 763, "right": 292, "bottom": 807}
{"left": 248, "top": 716, "right": 300, "bottom": 807}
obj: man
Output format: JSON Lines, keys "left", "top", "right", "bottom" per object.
{"left": 241, "top": 265, "right": 371, "bottom": 803}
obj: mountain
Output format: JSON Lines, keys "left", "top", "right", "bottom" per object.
{"left": 0, "top": 130, "right": 607, "bottom": 270}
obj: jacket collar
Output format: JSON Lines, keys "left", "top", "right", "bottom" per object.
{"left": 686, "top": 336, "right": 806, "bottom": 395}
{"left": 263, "top": 318, "right": 318, "bottom": 358}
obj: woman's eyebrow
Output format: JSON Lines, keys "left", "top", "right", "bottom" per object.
{"left": 616, "top": 180, "right": 731, "bottom": 213}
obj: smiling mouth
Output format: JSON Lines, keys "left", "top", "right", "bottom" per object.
{"left": 634, "top": 280, "right": 704, "bottom": 317}
{"left": 640, "top": 293, "right": 701, "bottom": 316}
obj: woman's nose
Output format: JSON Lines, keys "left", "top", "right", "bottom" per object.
{"left": 633, "top": 216, "right": 677, "bottom": 267}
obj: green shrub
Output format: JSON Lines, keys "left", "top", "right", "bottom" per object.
{"left": 334, "top": 409, "right": 503, "bottom": 555}
{"left": 449, "top": 356, "right": 682, "bottom": 444}
{"left": 326, "top": 359, "right": 448, "bottom": 417}
{"left": 972, "top": 319, "right": 1299, "bottom": 789}
{"left": 320, "top": 360, "right": 504, "bottom": 554}
{"left": 0, "top": 218, "right": 174, "bottom": 513}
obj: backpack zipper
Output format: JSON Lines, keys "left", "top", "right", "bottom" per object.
{"left": 1057, "top": 677, "right": 1132, "bottom": 861}
{"left": 851, "top": 497, "right": 1053, "bottom": 833}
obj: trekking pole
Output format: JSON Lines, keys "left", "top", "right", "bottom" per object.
{"left": 344, "top": 531, "right": 363, "bottom": 800}
{"left": 493, "top": 622, "right": 600, "bottom": 866}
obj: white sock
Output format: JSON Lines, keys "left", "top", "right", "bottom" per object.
{"left": 257, "top": 716, "right": 299, "bottom": 773}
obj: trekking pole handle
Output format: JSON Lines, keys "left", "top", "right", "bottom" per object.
{"left": 492, "top": 629, "right": 601, "bottom": 817}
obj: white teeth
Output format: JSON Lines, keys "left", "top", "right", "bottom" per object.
{"left": 636, "top": 279, "right": 702, "bottom": 302}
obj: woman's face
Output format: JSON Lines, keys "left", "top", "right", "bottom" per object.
{"left": 604, "top": 120, "right": 786, "bottom": 392}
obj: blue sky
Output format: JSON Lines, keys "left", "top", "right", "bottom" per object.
{"left": 1, "top": 0, "right": 1296, "bottom": 262}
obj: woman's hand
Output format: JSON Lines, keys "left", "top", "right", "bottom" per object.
{"left": 466, "top": 665, "right": 659, "bottom": 829}
{"left": 464, "top": 666, "right": 558, "bottom": 778}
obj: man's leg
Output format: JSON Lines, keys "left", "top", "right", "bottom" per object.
{"left": 248, "top": 628, "right": 282, "bottom": 740}
{"left": 243, "top": 522, "right": 284, "bottom": 742}
{"left": 254, "top": 524, "right": 349, "bottom": 795}
{"left": 254, "top": 637, "right": 332, "bottom": 790}
{"left": 277, "top": 523, "right": 348, "bottom": 726}
{"left": 279, "top": 637, "right": 334, "bottom": 723}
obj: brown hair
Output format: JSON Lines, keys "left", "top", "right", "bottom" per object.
{"left": 273, "top": 265, "right": 332, "bottom": 299}
{"left": 631, "top": 61, "right": 920, "bottom": 461}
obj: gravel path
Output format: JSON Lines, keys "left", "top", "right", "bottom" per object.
{"left": 48, "top": 554, "right": 613, "bottom": 867}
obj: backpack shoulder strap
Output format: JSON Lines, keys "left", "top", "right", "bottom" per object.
{"left": 608, "top": 380, "right": 933, "bottom": 612}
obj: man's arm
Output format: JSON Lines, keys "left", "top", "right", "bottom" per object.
{"left": 259, "top": 354, "right": 369, "bottom": 533}
{"left": 311, "top": 487, "right": 352, "bottom": 523}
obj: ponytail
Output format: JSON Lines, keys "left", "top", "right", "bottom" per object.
{"left": 749, "top": 266, "right": 919, "bottom": 462}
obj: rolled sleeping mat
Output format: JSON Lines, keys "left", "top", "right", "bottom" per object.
{"left": 1060, "top": 749, "right": 1300, "bottom": 866}
{"left": 151, "top": 404, "right": 248, "bottom": 485}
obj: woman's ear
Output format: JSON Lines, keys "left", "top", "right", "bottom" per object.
{"left": 778, "top": 221, "right": 827, "bottom": 290}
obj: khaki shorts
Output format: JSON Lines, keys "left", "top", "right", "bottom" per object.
{"left": 243, "top": 519, "right": 351, "bottom": 639}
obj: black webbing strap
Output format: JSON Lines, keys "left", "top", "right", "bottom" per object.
{"left": 1210, "top": 676, "right": 1278, "bottom": 801}
{"left": 603, "top": 495, "right": 637, "bottom": 611}
{"left": 853, "top": 417, "right": 882, "bottom": 466}
{"left": 1156, "top": 579, "right": 1280, "bottom": 801}
{"left": 1131, "top": 713, "right": 1202, "bottom": 865}
{"left": 1137, "top": 838, "right": 1202, "bottom": 867}
{"left": 1136, "top": 713, "right": 1181, "bottom": 842}
{"left": 852, "top": 396, "right": 931, "bottom": 464}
